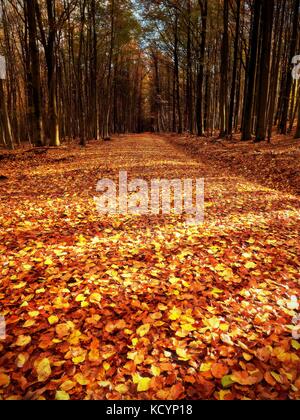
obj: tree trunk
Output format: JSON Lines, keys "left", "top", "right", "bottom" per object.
{"left": 219, "top": 0, "right": 229, "bottom": 138}
{"left": 279, "top": 0, "right": 300, "bottom": 134}
{"left": 196, "top": 0, "right": 207, "bottom": 136}
{"left": 255, "top": 0, "right": 274, "bottom": 142}
{"left": 103, "top": 0, "right": 115, "bottom": 141}
{"left": 267, "top": 0, "right": 285, "bottom": 141}
{"left": 242, "top": 0, "right": 261, "bottom": 141}
{"left": 0, "top": 79, "right": 14, "bottom": 149}
{"left": 228, "top": 0, "right": 241, "bottom": 137}
{"left": 295, "top": 97, "right": 300, "bottom": 138}
{"left": 25, "top": 0, "right": 44, "bottom": 147}
{"left": 174, "top": 12, "right": 182, "bottom": 134}
{"left": 185, "top": 0, "right": 193, "bottom": 133}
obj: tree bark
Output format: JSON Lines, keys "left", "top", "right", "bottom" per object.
{"left": 25, "top": 0, "right": 44, "bottom": 147}
{"left": 242, "top": 0, "right": 261, "bottom": 141}
{"left": 228, "top": 0, "right": 241, "bottom": 137}
{"left": 219, "top": 0, "right": 229, "bottom": 138}
{"left": 255, "top": 0, "right": 274, "bottom": 142}
{"left": 196, "top": 0, "right": 207, "bottom": 136}
{"left": 279, "top": 0, "right": 300, "bottom": 134}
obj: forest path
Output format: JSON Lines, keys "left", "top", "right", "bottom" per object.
{"left": 0, "top": 134, "right": 300, "bottom": 400}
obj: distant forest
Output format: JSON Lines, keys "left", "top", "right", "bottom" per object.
{"left": 0, "top": 0, "right": 299, "bottom": 148}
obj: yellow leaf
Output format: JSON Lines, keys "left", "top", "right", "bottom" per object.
{"left": 44, "top": 258, "right": 53, "bottom": 266}
{"left": 151, "top": 366, "right": 161, "bottom": 377}
{"left": 200, "top": 362, "right": 212, "bottom": 372}
{"left": 16, "top": 353, "right": 28, "bottom": 368}
{"left": 29, "top": 311, "right": 39, "bottom": 318}
{"left": 137, "top": 377, "right": 151, "bottom": 392}
{"left": 169, "top": 276, "right": 180, "bottom": 285}
{"left": 132, "top": 373, "right": 140, "bottom": 384}
{"left": 245, "top": 262, "right": 257, "bottom": 270}
{"left": 55, "top": 390, "right": 70, "bottom": 400}
{"left": 54, "top": 296, "right": 69, "bottom": 309}
{"left": 291, "top": 340, "right": 300, "bottom": 351}
{"left": 132, "top": 338, "right": 138, "bottom": 347}
{"left": 78, "top": 235, "right": 87, "bottom": 244}
{"left": 23, "top": 320, "right": 36, "bottom": 328}
{"left": 169, "top": 307, "right": 182, "bottom": 321}
{"left": 74, "top": 373, "right": 89, "bottom": 386}
{"left": 36, "top": 288, "right": 45, "bottom": 294}
{"left": 103, "top": 362, "right": 111, "bottom": 371}
{"left": 75, "top": 294, "right": 85, "bottom": 303}
{"left": 271, "top": 371, "right": 282, "bottom": 383}
{"left": 215, "top": 264, "right": 225, "bottom": 272}
{"left": 98, "top": 381, "right": 111, "bottom": 388}
{"left": 220, "top": 323, "right": 229, "bottom": 332}
{"left": 15, "top": 335, "right": 31, "bottom": 347}
{"left": 61, "top": 380, "right": 76, "bottom": 392}
{"left": 13, "top": 282, "right": 26, "bottom": 290}
{"left": 242, "top": 253, "right": 252, "bottom": 259}
{"left": 48, "top": 315, "right": 59, "bottom": 325}
{"left": 115, "top": 384, "right": 128, "bottom": 394}
{"left": 35, "top": 358, "right": 52, "bottom": 382}
{"left": 211, "top": 288, "right": 224, "bottom": 295}
{"left": 89, "top": 293, "right": 102, "bottom": 303}
{"left": 102, "top": 351, "right": 116, "bottom": 360}
{"left": 243, "top": 353, "right": 253, "bottom": 361}
{"left": 181, "top": 323, "right": 196, "bottom": 332}
{"left": 68, "top": 330, "right": 83, "bottom": 344}
{"left": 72, "top": 354, "right": 86, "bottom": 365}
{"left": 176, "top": 348, "right": 191, "bottom": 361}
{"left": 136, "top": 323, "right": 151, "bottom": 337}
{"left": 207, "top": 317, "right": 220, "bottom": 329}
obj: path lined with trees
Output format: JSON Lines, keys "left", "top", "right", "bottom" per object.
{"left": 1, "top": 1, "right": 300, "bottom": 401}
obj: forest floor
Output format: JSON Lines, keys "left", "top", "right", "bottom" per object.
{"left": 0, "top": 133, "right": 299, "bottom": 400}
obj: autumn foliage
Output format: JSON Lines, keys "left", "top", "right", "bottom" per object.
{"left": 0, "top": 134, "right": 299, "bottom": 400}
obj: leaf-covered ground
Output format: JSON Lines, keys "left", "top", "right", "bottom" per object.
{"left": 0, "top": 134, "right": 299, "bottom": 400}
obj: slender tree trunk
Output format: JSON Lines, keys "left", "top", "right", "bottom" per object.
{"left": 196, "top": 0, "right": 208, "bottom": 137}
{"left": 78, "top": 0, "right": 87, "bottom": 146}
{"left": 290, "top": 91, "right": 299, "bottom": 133}
{"left": 279, "top": 0, "right": 300, "bottom": 134}
{"left": 89, "top": 0, "right": 99, "bottom": 140}
{"left": 295, "top": 88, "right": 300, "bottom": 138}
{"left": 242, "top": 0, "right": 261, "bottom": 141}
{"left": 295, "top": 106, "right": 300, "bottom": 138}
{"left": 174, "top": 12, "right": 182, "bottom": 134}
{"left": 185, "top": 0, "right": 193, "bottom": 133}
{"left": 34, "top": 0, "right": 60, "bottom": 146}
{"left": 228, "top": 0, "right": 241, "bottom": 137}
{"left": 219, "top": 0, "right": 229, "bottom": 138}
{"left": 25, "top": 0, "right": 44, "bottom": 147}
{"left": 104, "top": 0, "right": 115, "bottom": 140}
{"left": 288, "top": 80, "right": 297, "bottom": 132}
{"left": 172, "top": 69, "right": 176, "bottom": 132}
{"left": 255, "top": 0, "right": 274, "bottom": 142}
{"left": 267, "top": 0, "right": 285, "bottom": 141}
{"left": 0, "top": 79, "right": 14, "bottom": 149}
